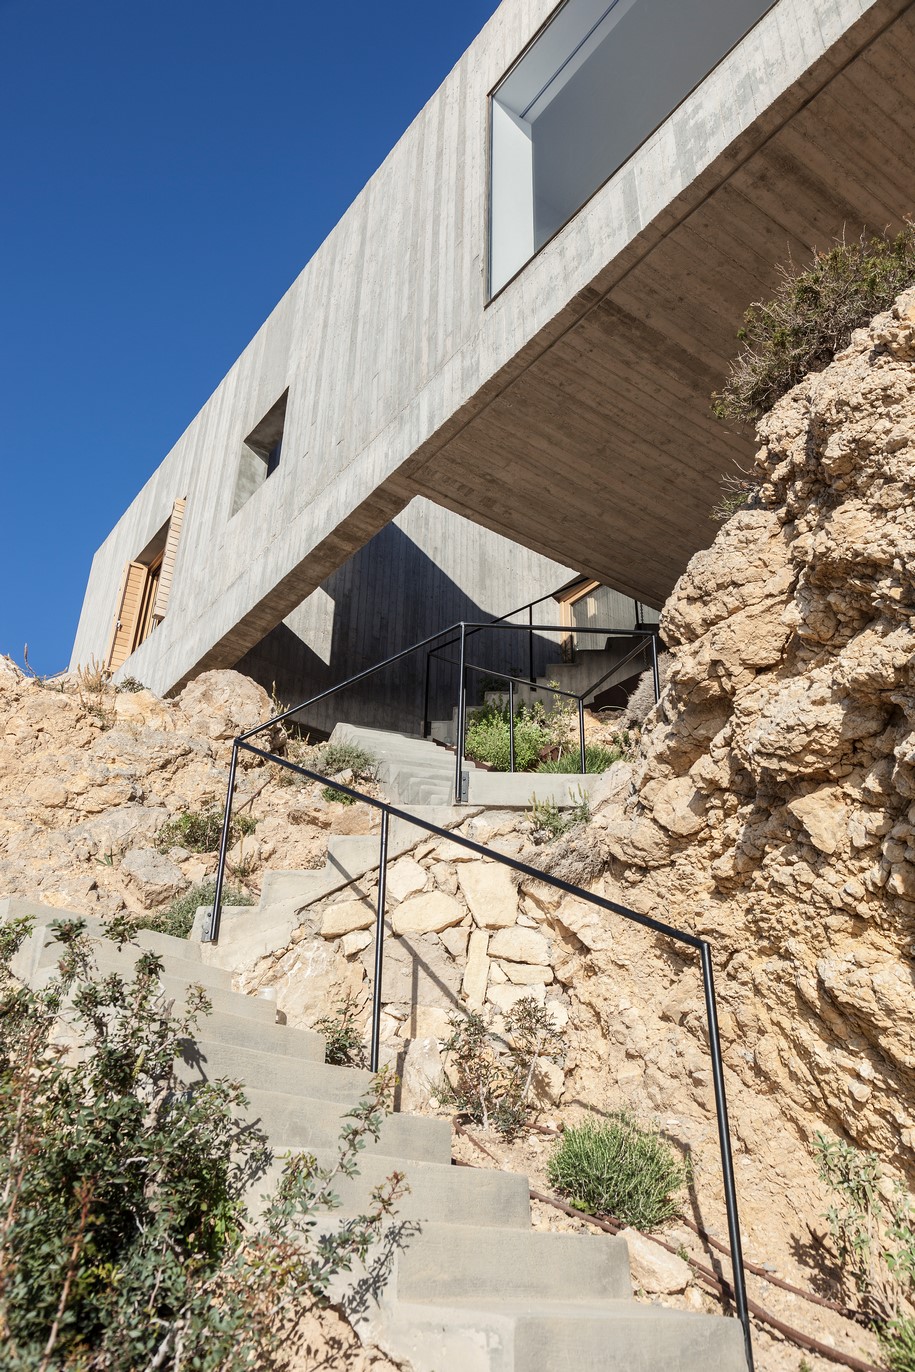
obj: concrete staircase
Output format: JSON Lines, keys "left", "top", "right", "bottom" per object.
{"left": 330, "top": 722, "right": 599, "bottom": 809}
{"left": 3, "top": 899, "right": 748, "bottom": 1372}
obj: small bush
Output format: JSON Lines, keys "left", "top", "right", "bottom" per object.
{"left": 319, "top": 741, "right": 378, "bottom": 781}
{"left": 536, "top": 743, "right": 623, "bottom": 774}
{"left": 547, "top": 1112, "right": 688, "bottom": 1230}
{"left": 0, "top": 916, "right": 405, "bottom": 1369}
{"left": 322, "top": 785, "right": 357, "bottom": 806}
{"left": 713, "top": 223, "right": 915, "bottom": 426}
{"left": 156, "top": 805, "right": 256, "bottom": 854}
{"left": 136, "top": 880, "right": 256, "bottom": 940}
{"left": 314, "top": 992, "right": 367, "bottom": 1067}
{"left": 885, "top": 1319, "right": 915, "bottom": 1372}
{"left": 116, "top": 675, "right": 145, "bottom": 693}
{"left": 442, "top": 999, "right": 566, "bottom": 1140}
{"left": 464, "top": 702, "right": 551, "bottom": 772}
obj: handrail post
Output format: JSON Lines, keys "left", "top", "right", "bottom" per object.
{"left": 651, "top": 631, "right": 660, "bottom": 703}
{"left": 202, "top": 741, "right": 238, "bottom": 943}
{"left": 508, "top": 678, "right": 515, "bottom": 774}
{"left": 701, "top": 942, "right": 754, "bottom": 1371}
{"left": 578, "top": 696, "right": 586, "bottom": 772}
{"left": 369, "top": 811, "right": 390, "bottom": 1073}
{"left": 528, "top": 604, "right": 534, "bottom": 684}
{"left": 454, "top": 623, "right": 466, "bottom": 804}
{"left": 422, "top": 650, "right": 432, "bottom": 738}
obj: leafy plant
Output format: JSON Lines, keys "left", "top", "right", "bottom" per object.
{"left": 442, "top": 999, "right": 566, "bottom": 1140}
{"left": 713, "top": 223, "right": 915, "bottom": 425}
{"left": 0, "top": 914, "right": 404, "bottom": 1370}
{"left": 464, "top": 701, "right": 551, "bottom": 772}
{"left": 814, "top": 1133, "right": 915, "bottom": 1327}
{"left": 884, "top": 1317, "right": 915, "bottom": 1372}
{"left": 314, "top": 992, "right": 367, "bottom": 1068}
{"left": 156, "top": 804, "right": 257, "bottom": 854}
{"left": 536, "top": 743, "right": 624, "bottom": 773}
{"left": 136, "top": 879, "right": 257, "bottom": 939}
{"left": 319, "top": 741, "right": 378, "bottom": 781}
{"left": 116, "top": 675, "right": 145, "bottom": 693}
{"left": 322, "top": 784, "right": 357, "bottom": 806}
{"left": 547, "top": 1112, "right": 689, "bottom": 1230}
{"left": 527, "top": 790, "right": 589, "bottom": 841}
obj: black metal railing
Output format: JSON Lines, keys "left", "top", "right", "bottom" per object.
{"left": 202, "top": 739, "right": 753, "bottom": 1371}
{"left": 431, "top": 622, "right": 658, "bottom": 800}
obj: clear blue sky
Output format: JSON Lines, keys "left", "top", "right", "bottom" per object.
{"left": 0, "top": 0, "right": 502, "bottom": 676}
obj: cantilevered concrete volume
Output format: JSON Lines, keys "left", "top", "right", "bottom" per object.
{"left": 72, "top": 0, "right": 915, "bottom": 699}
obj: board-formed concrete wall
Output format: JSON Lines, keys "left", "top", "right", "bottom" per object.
{"left": 71, "top": 0, "right": 911, "bottom": 701}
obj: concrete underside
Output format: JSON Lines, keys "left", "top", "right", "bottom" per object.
{"left": 400, "top": 0, "right": 915, "bottom": 603}
{"left": 71, "top": 0, "right": 915, "bottom": 697}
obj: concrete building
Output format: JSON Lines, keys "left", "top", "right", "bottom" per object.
{"left": 72, "top": 0, "right": 915, "bottom": 730}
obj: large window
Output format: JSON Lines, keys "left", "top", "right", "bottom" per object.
{"left": 489, "top": 0, "right": 774, "bottom": 295}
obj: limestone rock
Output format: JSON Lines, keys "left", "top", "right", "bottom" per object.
{"left": 488, "top": 926, "right": 551, "bottom": 965}
{"left": 386, "top": 856, "right": 428, "bottom": 903}
{"left": 787, "top": 786, "right": 849, "bottom": 855}
{"left": 365, "top": 933, "right": 463, "bottom": 1010}
{"left": 320, "top": 898, "right": 375, "bottom": 938}
{"left": 390, "top": 890, "right": 465, "bottom": 936}
{"left": 439, "top": 924, "right": 471, "bottom": 959}
{"left": 457, "top": 862, "right": 519, "bottom": 928}
{"left": 461, "top": 928, "right": 490, "bottom": 1008}
{"left": 620, "top": 1229, "right": 691, "bottom": 1294}
{"left": 398, "top": 1036, "right": 445, "bottom": 1113}
{"left": 119, "top": 847, "right": 186, "bottom": 907}
{"left": 487, "top": 981, "right": 546, "bottom": 1014}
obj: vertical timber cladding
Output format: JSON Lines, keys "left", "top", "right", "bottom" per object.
{"left": 105, "top": 498, "right": 187, "bottom": 672}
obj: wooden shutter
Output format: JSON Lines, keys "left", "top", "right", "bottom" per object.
{"left": 152, "top": 497, "right": 186, "bottom": 621}
{"left": 107, "top": 562, "right": 149, "bottom": 671}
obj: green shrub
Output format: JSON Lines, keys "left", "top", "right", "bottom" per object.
{"left": 322, "top": 784, "right": 357, "bottom": 806}
{"left": 536, "top": 743, "right": 624, "bottom": 774}
{"left": 547, "top": 1112, "right": 688, "bottom": 1230}
{"left": 464, "top": 701, "right": 551, "bottom": 772}
{"left": 314, "top": 992, "right": 367, "bottom": 1067}
{"left": 884, "top": 1319, "right": 915, "bottom": 1372}
{"left": 135, "top": 879, "right": 255, "bottom": 940}
{"left": 527, "top": 788, "right": 590, "bottom": 842}
{"left": 443, "top": 999, "right": 566, "bottom": 1140}
{"left": 0, "top": 915, "right": 403, "bottom": 1369}
{"left": 319, "top": 741, "right": 378, "bottom": 781}
{"left": 156, "top": 804, "right": 256, "bottom": 854}
{"left": 815, "top": 1132, "right": 915, "bottom": 1326}
{"left": 713, "top": 222, "right": 915, "bottom": 426}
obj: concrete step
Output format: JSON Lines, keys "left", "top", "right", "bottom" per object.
{"left": 177, "top": 1037, "right": 374, "bottom": 1103}
{"left": 248, "top": 1150, "right": 531, "bottom": 1228}
{"left": 384, "top": 1297, "right": 747, "bottom": 1372}
{"left": 194, "top": 1010, "right": 324, "bottom": 1062}
{"left": 243, "top": 1087, "right": 453, "bottom": 1164}
{"left": 395, "top": 1223, "right": 631, "bottom": 1304}
{"left": 465, "top": 771, "right": 597, "bottom": 808}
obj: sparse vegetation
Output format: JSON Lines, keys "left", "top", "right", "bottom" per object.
{"left": 442, "top": 999, "right": 566, "bottom": 1140}
{"left": 155, "top": 804, "right": 257, "bottom": 854}
{"left": 536, "top": 741, "right": 626, "bottom": 773}
{"left": 547, "top": 1112, "right": 689, "bottom": 1230}
{"left": 116, "top": 675, "right": 145, "bottom": 693}
{"left": 318, "top": 741, "right": 378, "bottom": 781}
{"left": 710, "top": 469, "right": 764, "bottom": 523}
{"left": 713, "top": 222, "right": 915, "bottom": 426}
{"left": 815, "top": 1132, "right": 915, "bottom": 1362}
{"left": 314, "top": 992, "right": 367, "bottom": 1067}
{"left": 322, "top": 785, "right": 357, "bottom": 806}
{"left": 0, "top": 914, "right": 404, "bottom": 1370}
{"left": 134, "top": 879, "right": 256, "bottom": 939}
{"left": 526, "top": 788, "right": 590, "bottom": 842}
{"left": 464, "top": 701, "right": 552, "bottom": 772}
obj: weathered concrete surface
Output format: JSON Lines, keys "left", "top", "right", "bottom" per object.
{"left": 72, "top": 0, "right": 915, "bottom": 697}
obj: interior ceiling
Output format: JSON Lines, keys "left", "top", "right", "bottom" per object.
{"left": 410, "top": 3, "right": 915, "bottom": 609}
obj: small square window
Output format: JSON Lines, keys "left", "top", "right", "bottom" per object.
{"left": 230, "top": 389, "right": 288, "bottom": 516}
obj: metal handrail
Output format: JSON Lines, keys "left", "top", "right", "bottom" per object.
{"left": 449, "top": 622, "right": 659, "bottom": 803}
{"left": 432, "top": 626, "right": 658, "bottom": 785}
{"left": 202, "top": 740, "right": 754, "bottom": 1371}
